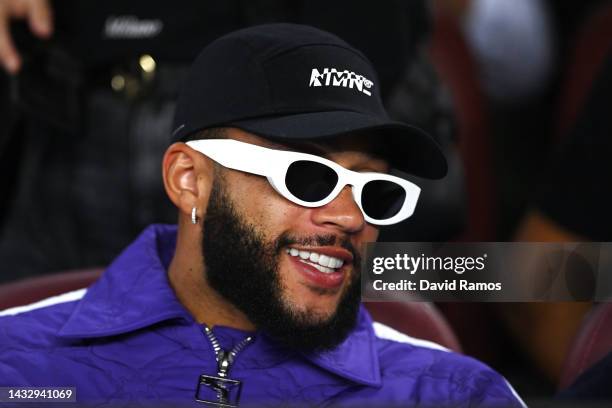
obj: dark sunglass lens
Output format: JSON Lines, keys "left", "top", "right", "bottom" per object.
{"left": 285, "top": 160, "right": 338, "bottom": 202}
{"left": 362, "top": 180, "right": 406, "bottom": 219}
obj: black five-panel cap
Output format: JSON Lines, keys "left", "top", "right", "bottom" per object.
{"left": 172, "top": 23, "right": 447, "bottom": 179}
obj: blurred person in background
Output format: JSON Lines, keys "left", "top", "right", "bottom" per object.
{"left": 503, "top": 0, "right": 612, "bottom": 390}
{"left": 437, "top": 0, "right": 611, "bottom": 391}
{"left": 0, "top": 0, "right": 458, "bottom": 283}
{"left": 442, "top": 0, "right": 608, "bottom": 236}
{"left": 509, "top": 51, "right": 612, "bottom": 395}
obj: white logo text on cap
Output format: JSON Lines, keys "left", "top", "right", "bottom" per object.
{"left": 309, "top": 68, "right": 373, "bottom": 96}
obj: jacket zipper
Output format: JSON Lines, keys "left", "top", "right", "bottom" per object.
{"left": 203, "top": 326, "right": 254, "bottom": 403}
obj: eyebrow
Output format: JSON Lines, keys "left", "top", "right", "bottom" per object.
{"left": 268, "top": 140, "right": 331, "bottom": 157}
{"left": 267, "top": 139, "right": 389, "bottom": 173}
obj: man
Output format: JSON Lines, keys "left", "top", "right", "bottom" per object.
{"left": 0, "top": 24, "right": 524, "bottom": 407}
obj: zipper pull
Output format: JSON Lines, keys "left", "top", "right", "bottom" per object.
{"left": 217, "top": 350, "right": 231, "bottom": 378}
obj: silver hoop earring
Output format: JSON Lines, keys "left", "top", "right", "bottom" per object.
{"left": 191, "top": 207, "right": 198, "bottom": 225}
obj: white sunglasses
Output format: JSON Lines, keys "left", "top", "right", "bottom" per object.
{"left": 186, "top": 139, "right": 420, "bottom": 226}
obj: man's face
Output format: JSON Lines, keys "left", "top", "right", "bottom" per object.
{"left": 201, "top": 128, "right": 386, "bottom": 351}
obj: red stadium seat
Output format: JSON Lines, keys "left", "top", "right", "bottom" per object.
{"left": 0, "top": 269, "right": 461, "bottom": 353}
{"left": 429, "top": 8, "right": 496, "bottom": 241}
{"left": 559, "top": 303, "right": 612, "bottom": 390}
{"left": 0, "top": 268, "right": 103, "bottom": 310}
{"left": 555, "top": 2, "right": 612, "bottom": 140}
{"left": 427, "top": 7, "right": 496, "bottom": 362}
{"left": 364, "top": 301, "right": 462, "bottom": 352}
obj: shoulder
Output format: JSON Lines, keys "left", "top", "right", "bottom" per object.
{"left": 0, "top": 289, "right": 86, "bottom": 385}
{"left": 371, "top": 322, "right": 526, "bottom": 407}
{"left": 372, "top": 321, "right": 477, "bottom": 378}
{"left": 0, "top": 289, "right": 85, "bottom": 348}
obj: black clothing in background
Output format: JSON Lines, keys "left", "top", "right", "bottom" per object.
{"left": 52, "top": 0, "right": 245, "bottom": 66}
{"left": 50, "top": 0, "right": 429, "bottom": 95}
{"left": 535, "top": 54, "right": 612, "bottom": 240}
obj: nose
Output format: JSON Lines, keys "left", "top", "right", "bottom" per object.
{"left": 311, "top": 186, "right": 365, "bottom": 233}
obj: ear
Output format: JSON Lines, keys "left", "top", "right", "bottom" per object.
{"left": 162, "top": 142, "right": 214, "bottom": 221}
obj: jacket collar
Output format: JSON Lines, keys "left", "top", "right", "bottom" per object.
{"left": 58, "top": 224, "right": 381, "bottom": 387}
{"left": 58, "top": 224, "right": 193, "bottom": 339}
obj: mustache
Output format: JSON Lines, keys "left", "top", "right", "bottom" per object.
{"left": 275, "top": 232, "right": 360, "bottom": 265}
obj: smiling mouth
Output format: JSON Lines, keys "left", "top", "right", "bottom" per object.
{"left": 285, "top": 248, "right": 345, "bottom": 273}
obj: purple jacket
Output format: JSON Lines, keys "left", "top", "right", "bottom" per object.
{"left": 0, "top": 225, "right": 525, "bottom": 407}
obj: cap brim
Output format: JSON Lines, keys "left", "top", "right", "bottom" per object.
{"left": 229, "top": 111, "right": 448, "bottom": 179}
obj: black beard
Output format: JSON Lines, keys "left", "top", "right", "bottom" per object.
{"left": 202, "top": 176, "right": 361, "bottom": 353}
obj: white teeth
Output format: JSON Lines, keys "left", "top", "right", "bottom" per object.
{"left": 286, "top": 248, "right": 345, "bottom": 270}
{"left": 318, "top": 255, "right": 330, "bottom": 267}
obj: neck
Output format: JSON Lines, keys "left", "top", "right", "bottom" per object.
{"left": 167, "top": 224, "right": 256, "bottom": 331}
